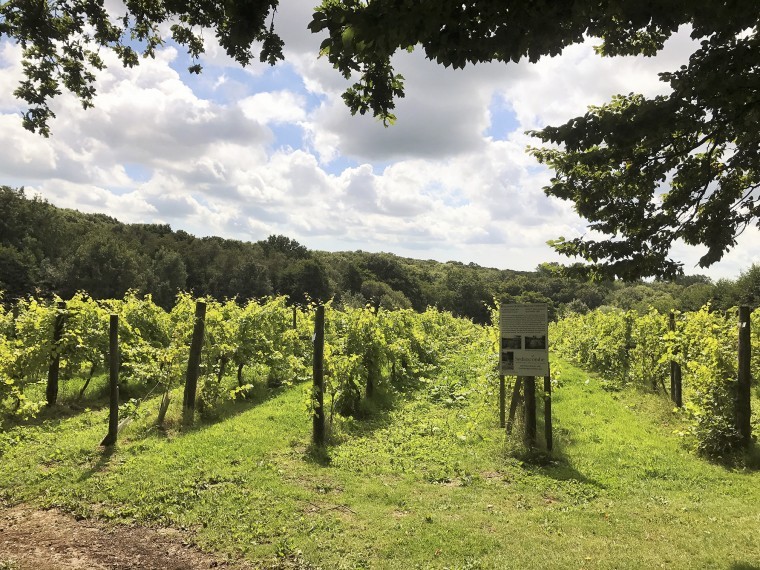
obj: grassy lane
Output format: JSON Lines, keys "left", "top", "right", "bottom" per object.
{"left": 1, "top": 359, "right": 759, "bottom": 569}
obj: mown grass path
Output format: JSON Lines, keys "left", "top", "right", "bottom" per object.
{"left": 1, "top": 359, "right": 759, "bottom": 569}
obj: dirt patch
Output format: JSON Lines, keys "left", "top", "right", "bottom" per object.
{"left": 0, "top": 505, "right": 247, "bottom": 570}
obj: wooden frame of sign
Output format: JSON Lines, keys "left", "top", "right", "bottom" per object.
{"left": 498, "top": 302, "right": 552, "bottom": 450}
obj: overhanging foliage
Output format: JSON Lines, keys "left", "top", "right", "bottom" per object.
{"left": 1, "top": 0, "right": 758, "bottom": 277}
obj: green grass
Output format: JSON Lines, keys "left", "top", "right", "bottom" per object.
{"left": 1, "top": 359, "right": 759, "bottom": 569}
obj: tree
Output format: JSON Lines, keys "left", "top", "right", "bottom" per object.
{"left": 62, "top": 230, "right": 146, "bottom": 299}
{"left": 0, "top": 244, "right": 33, "bottom": 299}
{"left": 359, "top": 280, "right": 411, "bottom": 311}
{"left": 259, "top": 235, "right": 310, "bottom": 259}
{"left": 607, "top": 283, "right": 676, "bottom": 315}
{"left": 147, "top": 246, "right": 188, "bottom": 309}
{"left": 362, "top": 254, "right": 424, "bottom": 310}
{"left": 441, "top": 265, "right": 491, "bottom": 323}
{"left": 733, "top": 264, "right": 760, "bottom": 310}
{"left": 341, "top": 262, "right": 364, "bottom": 294}
{"left": 2, "top": 1, "right": 758, "bottom": 277}
{"left": 228, "top": 259, "right": 273, "bottom": 301}
{"left": 679, "top": 282, "right": 715, "bottom": 313}
{"left": 711, "top": 278, "right": 741, "bottom": 312}
{"left": 279, "top": 258, "right": 331, "bottom": 304}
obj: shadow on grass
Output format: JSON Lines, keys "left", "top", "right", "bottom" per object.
{"left": 731, "top": 564, "right": 760, "bottom": 570}
{"left": 77, "top": 445, "right": 116, "bottom": 482}
{"left": 304, "top": 443, "right": 332, "bottom": 467}
{"left": 5, "top": 375, "right": 164, "bottom": 430}
{"left": 711, "top": 440, "right": 760, "bottom": 472}
{"left": 505, "top": 440, "right": 605, "bottom": 489}
{"left": 534, "top": 453, "right": 605, "bottom": 489}
{"left": 297, "top": 378, "right": 420, "bottom": 468}
{"left": 10, "top": 360, "right": 297, "bottom": 429}
{"left": 332, "top": 387, "right": 402, "bottom": 430}
{"left": 172, "top": 377, "right": 296, "bottom": 439}
{"left": 505, "top": 405, "right": 605, "bottom": 489}
{"left": 742, "top": 442, "right": 760, "bottom": 471}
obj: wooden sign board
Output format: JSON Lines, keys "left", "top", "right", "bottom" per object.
{"left": 499, "top": 303, "right": 549, "bottom": 376}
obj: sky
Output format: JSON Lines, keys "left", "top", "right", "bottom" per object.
{"left": 0, "top": 1, "right": 757, "bottom": 281}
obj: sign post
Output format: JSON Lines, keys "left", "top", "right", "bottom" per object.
{"left": 499, "top": 303, "right": 550, "bottom": 449}
{"left": 499, "top": 375, "right": 506, "bottom": 428}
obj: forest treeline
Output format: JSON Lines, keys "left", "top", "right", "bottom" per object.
{"left": 2, "top": 186, "right": 758, "bottom": 321}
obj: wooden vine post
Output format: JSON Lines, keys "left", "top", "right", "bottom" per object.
{"left": 46, "top": 301, "right": 67, "bottom": 406}
{"left": 737, "top": 306, "right": 752, "bottom": 446}
{"left": 365, "top": 311, "right": 378, "bottom": 399}
{"left": 312, "top": 305, "right": 326, "bottom": 446}
{"left": 544, "top": 373, "right": 553, "bottom": 451}
{"left": 365, "top": 353, "right": 376, "bottom": 399}
{"left": 669, "top": 312, "right": 683, "bottom": 407}
{"left": 183, "top": 300, "right": 207, "bottom": 424}
{"left": 101, "top": 314, "right": 120, "bottom": 447}
{"left": 10, "top": 302, "right": 19, "bottom": 340}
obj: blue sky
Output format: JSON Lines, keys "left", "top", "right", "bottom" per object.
{"left": 0, "top": 0, "right": 756, "bottom": 280}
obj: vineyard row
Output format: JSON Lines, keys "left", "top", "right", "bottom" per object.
{"left": 0, "top": 292, "right": 491, "bottom": 432}
{"left": 550, "top": 305, "right": 759, "bottom": 455}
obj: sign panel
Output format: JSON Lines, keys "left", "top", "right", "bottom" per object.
{"left": 499, "top": 303, "right": 549, "bottom": 376}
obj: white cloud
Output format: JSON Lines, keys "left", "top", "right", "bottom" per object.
{"left": 670, "top": 227, "right": 760, "bottom": 280}
{"left": 303, "top": 50, "right": 507, "bottom": 163}
{"left": 240, "top": 91, "right": 306, "bottom": 124}
{"left": 0, "top": 42, "right": 24, "bottom": 111}
{"left": 0, "top": 116, "right": 58, "bottom": 178}
{"left": 500, "top": 31, "right": 697, "bottom": 131}
{"left": 25, "top": 180, "right": 157, "bottom": 223}
{"left": 0, "top": 19, "right": 749, "bottom": 281}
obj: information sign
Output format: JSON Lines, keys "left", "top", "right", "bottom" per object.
{"left": 499, "top": 303, "right": 549, "bottom": 376}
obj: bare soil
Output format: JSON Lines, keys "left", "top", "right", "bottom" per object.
{"left": 0, "top": 505, "right": 247, "bottom": 570}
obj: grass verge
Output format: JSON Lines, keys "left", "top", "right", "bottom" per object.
{"left": 1, "top": 359, "right": 759, "bottom": 569}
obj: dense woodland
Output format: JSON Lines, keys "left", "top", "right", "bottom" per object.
{"left": 1, "top": 186, "right": 758, "bottom": 321}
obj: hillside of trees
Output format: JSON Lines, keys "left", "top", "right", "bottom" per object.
{"left": 1, "top": 186, "right": 758, "bottom": 321}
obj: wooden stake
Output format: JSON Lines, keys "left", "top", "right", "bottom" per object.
{"left": 45, "top": 301, "right": 66, "bottom": 407}
{"left": 669, "top": 312, "right": 683, "bottom": 407}
{"left": 183, "top": 300, "right": 207, "bottom": 424}
{"left": 312, "top": 305, "right": 326, "bottom": 446}
{"left": 674, "top": 364, "right": 682, "bottom": 408}
{"left": 101, "top": 314, "right": 119, "bottom": 447}
{"left": 10, "top": 302, "right": 19, "bottom": 340}
{"left": 737, "top": 306, "right": 752, "bottom": 446}
{"left": 544, "top": 374, "right": 553, "bottom": 451}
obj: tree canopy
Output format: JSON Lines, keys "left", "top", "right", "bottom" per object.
{"left": 3, "top": 186, "right": 758, "bottom": 316}
{"left": 528, "top": 9, "right": 760, "bottom": 279}
{"left": 1, "top": 0, "right": 758, "bottom": 278}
